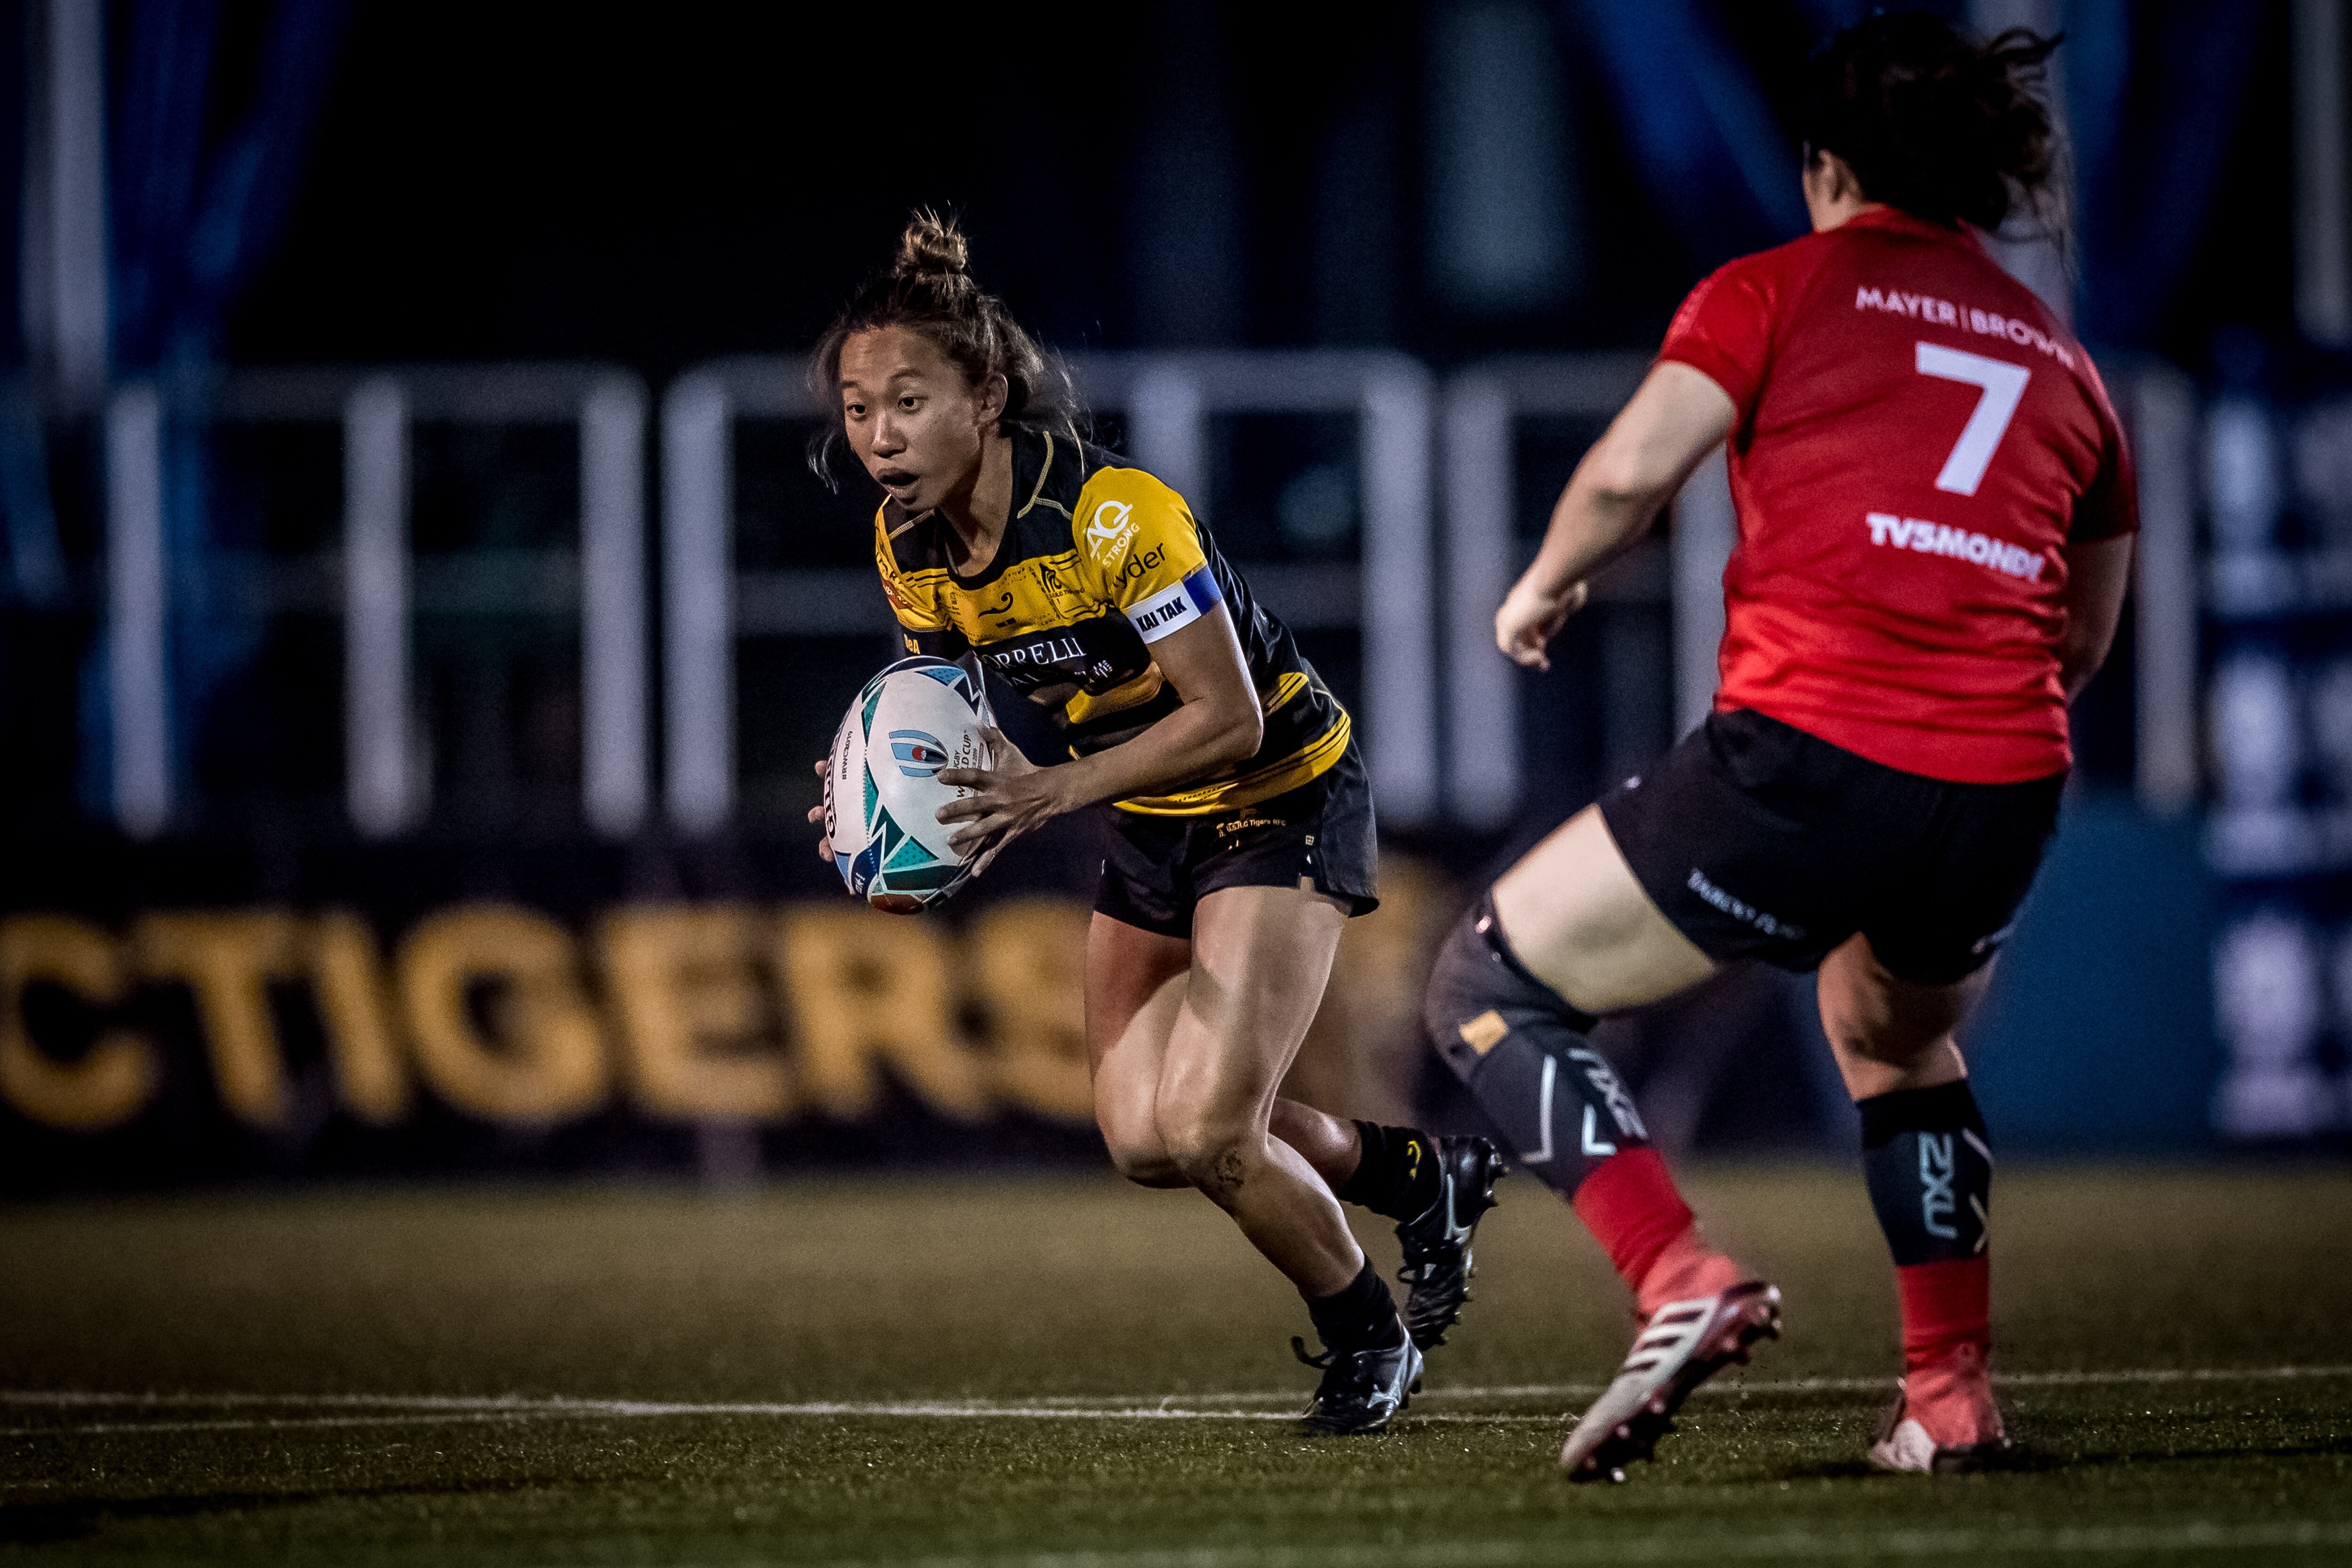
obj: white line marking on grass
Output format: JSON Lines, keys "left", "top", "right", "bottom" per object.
{"left": 0, "top": 1411, "right": 556, "bottom": 1438}
{"left": 809, "top": 1521, "right": 2352, "bottom": 1567}
{"left": 2, "top": 1364, "right": 2344, "bottom": 1438}
{"left": 0, "top": 1409, "right": 1588, "bottom": 1439}
{"left": 1428, "top": 1363, "right": 2352, "bottom": 1401}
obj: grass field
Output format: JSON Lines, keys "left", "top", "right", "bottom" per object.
{"left": 2, "top": 1164, "right": 2349, "bottom": 1565}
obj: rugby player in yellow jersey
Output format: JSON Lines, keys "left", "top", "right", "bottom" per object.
{"left": 805, "top": 214, "right": 1501, "bottom": 1433}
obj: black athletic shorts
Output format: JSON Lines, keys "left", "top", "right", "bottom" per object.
{"left": 1598, "top": 708, "right": 2065, "bottom": 986}
{"left": 1094, "top": 742, "right": 1379, "bottom": 939}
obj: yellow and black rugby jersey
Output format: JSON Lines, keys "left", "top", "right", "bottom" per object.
{"left": 873, "top": 426, "right": 1351, "bottom": 816}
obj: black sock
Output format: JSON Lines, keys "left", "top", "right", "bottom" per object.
{"left": 1858, "top": 1080, "right": 1992, "bottom": 1266}
{"left": 1306, "top": 1259, "right": 1405, "bottom": 1353}
{"left": 1421, "top": 894, "right": 1647, "bottom": 1200}
{"left": 1336, "top": 1122, "right": 1443, "bottom": 1220}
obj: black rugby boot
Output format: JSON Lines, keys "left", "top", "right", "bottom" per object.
{"left": 1395, "top": 1135, "right": 1506, "bottom": 1351}
{"left": 1295, "top": 1321, "right": 1423, "bottom": 1435}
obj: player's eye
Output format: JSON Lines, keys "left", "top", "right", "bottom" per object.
{"left": 899, "top": 396, "right": 921, "bottom": 411}
{"left": 843, "top": 400, "right": 866, "bottom": 419}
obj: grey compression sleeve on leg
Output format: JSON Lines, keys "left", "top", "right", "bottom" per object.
{"left": 1422, "top": 894, "right": 1651, "bottom": 1198}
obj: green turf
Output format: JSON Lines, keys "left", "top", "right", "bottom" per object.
{"left": 3, "top": 1164, "right": 2349, "bottom": 1565}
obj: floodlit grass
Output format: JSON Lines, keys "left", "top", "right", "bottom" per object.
{"left": 2, "top": 1164, "right": 2349, "bottom": 1564}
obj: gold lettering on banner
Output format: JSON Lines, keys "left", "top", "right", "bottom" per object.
{"left": 772, "top": 906, "right": 988, "bottom": 1121}
{"left": 967, "top": 898, "right": 1093, "bottom": 1122}
{"left": 601, "top": 904, "right": 790, "bottom": 1122}
{"left": 397, "top": 904, "right": 608, "bottom": 1123}
{"left": 308, "top": 910, "right": 410, "bottom": 1125}
{"left": 136, "top": 910, "right": 299, "bottom": 1128}
{"left": 0, "top": 915, "right": 154, "bottom": 1130}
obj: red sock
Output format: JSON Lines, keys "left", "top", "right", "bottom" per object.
{"left": 1895, "top": 1256, "right": 1991, "bottom": 1374}
{"left": 1571, "top": 1147, "right": 1694, "bottom": 1297}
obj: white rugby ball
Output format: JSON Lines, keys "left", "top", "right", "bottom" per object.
{"left": 825, "top": 657, "right": 990, "bottom": 913}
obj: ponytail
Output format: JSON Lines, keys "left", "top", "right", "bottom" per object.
{"left": 1799, "top": 13, "right": 2063, "bottom": 237}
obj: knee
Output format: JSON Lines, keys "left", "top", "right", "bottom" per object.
{"left": 1423, "top": 900, "right": 1592, "bottom": 1081}
{"left": 1822, "top": 1007, "right": 1949, "bottom": 1072}
{"left": 1097, "top": 1110, "right": 1186, "bottom": 1187}
{"left": 1103, "top": 1135, "right": 1186, "bottom": 1188}
{"left": 1155, "top": 1105, "right": 1261, "bottom": 1196}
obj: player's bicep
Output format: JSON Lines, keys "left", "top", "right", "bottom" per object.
{"left": 1143, "top": 602, "right": 1256, "bottom": 714}
{"left": 1583, "top": 362, "right": 1739, "bottom": 506}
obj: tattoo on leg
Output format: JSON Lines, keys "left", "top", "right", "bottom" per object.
{"left": 1211, "top": 1147, "right": 1247, "bottom": 1194}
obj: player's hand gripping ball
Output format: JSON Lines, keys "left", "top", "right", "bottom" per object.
{"left": 822, "top": 658, "right": 990, "bottom": 913}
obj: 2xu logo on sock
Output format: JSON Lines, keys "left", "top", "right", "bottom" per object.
{"left": 1917, "top": 1128, "right": 1991, "bottom": 1251}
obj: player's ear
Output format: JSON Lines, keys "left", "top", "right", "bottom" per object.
{"left": 975, "top": 372, "right": 1010, "bottom": 430}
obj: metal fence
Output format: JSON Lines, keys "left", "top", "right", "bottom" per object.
{"left": 78, "top": 352, "right": 2202, "bottom": 843}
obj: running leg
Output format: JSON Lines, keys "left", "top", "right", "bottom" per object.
{"left": 1087, "top": 913, "right": 1456, "bottom": 1217}
{"left": 1424, "top": 805, "right": 1780, "bottom": 1480}
{"left": 1818, "top": 933, "right": 2006, "bottom": 1471}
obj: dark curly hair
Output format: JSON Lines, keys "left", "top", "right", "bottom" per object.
{"left": 808, "top": 210, "right": 1081, "bottom": 489}
{"left": 1798, "top": 12, "right": 2064, "bottom": 236}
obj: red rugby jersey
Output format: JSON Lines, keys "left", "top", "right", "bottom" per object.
{"left": 1657, "top": 206, "right": 2136, "bottom": 784}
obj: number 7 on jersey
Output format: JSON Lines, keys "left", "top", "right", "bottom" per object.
{"left": 1916, "top": 342, "right": 2029, "bottom": 497}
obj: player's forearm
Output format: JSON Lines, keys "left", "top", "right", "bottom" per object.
{"left": 1519, "top": 365, "right": 1734, "bottom": 605}
{"left": 2056, "top": 534, "right": 2134, "bottom": 703}
{"left": 1519, "top": 477, "right": 1668, "bottom": 604}
{"left": 1044, "top": 697, "right": 1264, "bottom": 814}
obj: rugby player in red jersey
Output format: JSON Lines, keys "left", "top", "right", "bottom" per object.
{"left": 1420, "top": 14, "right": 2135, "bottom": 1479}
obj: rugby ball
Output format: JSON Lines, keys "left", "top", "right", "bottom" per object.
{"left": 825, "top": 657, "right": 990, "bottom": 913}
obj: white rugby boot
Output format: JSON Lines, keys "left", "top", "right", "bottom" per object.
{"left": 1558, "top": 1280, "right": 1782, "bottom": 1483}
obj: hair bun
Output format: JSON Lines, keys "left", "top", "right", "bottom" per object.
{"left": 894, "top": 211, "right": 970, "bottom": 278}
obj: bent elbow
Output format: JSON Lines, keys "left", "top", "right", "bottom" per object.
{"left": 1217, "top": 705, "right": 1265, "bottom": 767}
{"left": 1577, "top": 467, "right": 1673, "bottom": 531}
{"left": 2058, "top": 635, "right": 2112, "bottom": 701}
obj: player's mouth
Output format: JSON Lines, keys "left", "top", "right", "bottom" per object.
{"left": 875, "top": 467, "right": 922, "bottom": 498}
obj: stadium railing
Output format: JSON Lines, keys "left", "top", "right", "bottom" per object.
{"left": 101, "top": 364, "right": 651, "bottom": 839}
{"left": 87, "top": 353, "right": 2200, "bottom": 842}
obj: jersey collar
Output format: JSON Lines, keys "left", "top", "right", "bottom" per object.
{"left": 906, "top": 425, "right": 1089, "bottom": 591}
{"left": 1839, "top": 204, "right": 1989, "bottom": 255}
{"left": 1009, "top": 424, "right": 1086, "bottom": 523}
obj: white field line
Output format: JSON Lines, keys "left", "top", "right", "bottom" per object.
{"left": 812, "top": 1521, "right": 2352, "bottom": 1568}
{"left": 2, "top": 1364, "right": 2345, "bottom": 1439}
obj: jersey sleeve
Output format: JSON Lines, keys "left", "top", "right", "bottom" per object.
{"left": 873, "top": 509, "right": 968, "bottom": 657}
{"left": 1656, "top": 254, "right": 1780, "bottom": 416}
{"left": 1073, "top": 468, "right": 1225, "bottom": 645}
{"left": 2068, "top": 366, "right": 2141, "bottom": 544}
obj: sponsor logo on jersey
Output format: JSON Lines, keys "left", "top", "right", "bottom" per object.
{"left": 987, "top": 635, "right": 1089, "bottom": 669}
{"left": 1854, "top": 286, "right": 2076, "bottom": 368}
{"left": 888, "top": 730, "right": 951, "bottom": 779}
{"left": 1115, "top": 545, "right": 1166, "bottom": 581}
{"left": 1085, "top": 499, "right": 1138, "bottom": 564}
{"left": 1866, "top": 512, "right": 2047, "bottom": 581}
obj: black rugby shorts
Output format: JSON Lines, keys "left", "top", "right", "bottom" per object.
{"left": 1094, "top": 743, "right": 1379, "bottom": 939}
{"left": 1598, "top": 708, "right": 2064, "bottom": 986}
